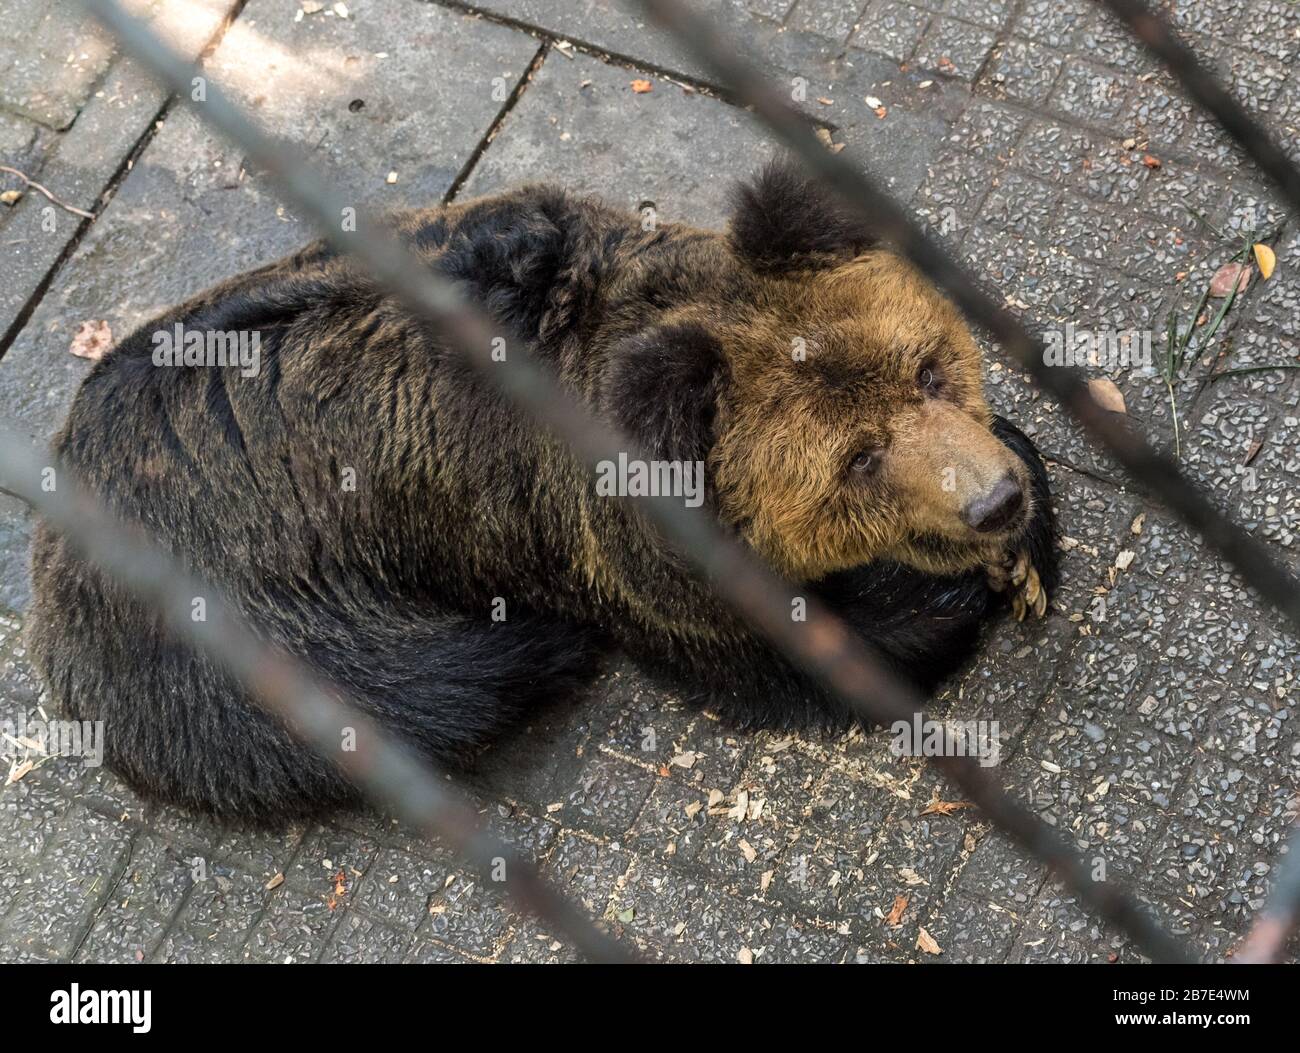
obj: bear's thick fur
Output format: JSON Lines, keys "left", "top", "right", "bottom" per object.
{"left": 28, "top": 161, "right": 1056, "bottom": 823}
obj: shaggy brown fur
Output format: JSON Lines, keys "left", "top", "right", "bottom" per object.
{"left": 27, "top": 159, "right": 1056, "bottom": 823}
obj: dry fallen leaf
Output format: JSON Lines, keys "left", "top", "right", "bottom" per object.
{"left": 6, "top": 760, "right": 35, "bottom": 785}
{"left": 1130, "top": 513, "right": 1145, "bottom": 535}
{"left": 919, "top": 798, "right": 972, "bottom": 817}
{"left": 1243, "top": 438, "right": 1264, "bottom": 466}
{"left": 738, "top": 839, "right": 757, "bottom": 863}
{"left": 1209, "top": 261, "right": 1252, "bottom": 298}
{"left": 1142, "top": 154, "right": 1162, "bottom": 169}
{"left": 885, "top": 894, "right": 909, "bottom": 926}
{"left": 916, "top": 927, "right": 942, "bottom": 955}
{"left": 265, "top": 872, "right": 285, "bottom": 891}
{"left": 1114, "top": 549, "right": 1136, "bottom": 572}
{"left": 1086, "top": 377, "right": 1126, "bottom": 414}
{"left": 1253, "top": 242, "right": 1276, "bottom": 280}
{"left": 0, "top": 189, "right": 21, "bottom": 206}
{"left": 630, "top": 79, "right": 653, "bottom": 94}
{"left": 69, "top": 319, "right": 113, "bottom": 361}
{"left": 737, "top": 947, "right": 755, "bottom": 964}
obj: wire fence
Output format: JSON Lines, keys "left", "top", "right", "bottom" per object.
{"left": 9, "top": 0, "right": 1287, "bottom": 962}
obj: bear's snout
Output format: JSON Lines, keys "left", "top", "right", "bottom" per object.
{"left": 960, "top": 475, "right": 1024, "bottom": 534}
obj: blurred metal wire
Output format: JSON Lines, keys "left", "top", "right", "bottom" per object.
{"left": 1096, "top": 0, "right": 1300, "bottom": 214}
{"left": 0, "top": 431, "right": 634, "bottom": 964}
{"left": 1234, "top": 820, "right": 1300, "bottom": 964}
{"left": 57, "top": 0, "right": 1298, "bottom": 963}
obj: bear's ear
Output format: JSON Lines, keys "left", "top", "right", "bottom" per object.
{"left": 728, "top": 156, "right": 877, "bottom": 272}
{"left": 601, "top": 321, "right": 729, "bottom": 468}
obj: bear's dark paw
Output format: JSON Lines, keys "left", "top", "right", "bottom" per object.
{"left": 985, "top": 546, "right": 1049, "bottom": 621}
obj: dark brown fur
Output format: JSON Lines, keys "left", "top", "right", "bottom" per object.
{"left": 27, "top": 160, "right": 1056, "bottom": 823}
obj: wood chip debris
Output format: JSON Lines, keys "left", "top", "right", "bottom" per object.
{"left": 916, "top": 927, "right": 942, "bottom": 955}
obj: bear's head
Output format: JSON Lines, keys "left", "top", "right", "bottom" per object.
{"left": 602, "top": 158, "right": 1035, "bottom": 583}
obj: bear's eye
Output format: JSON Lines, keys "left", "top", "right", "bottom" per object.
{"left": 917, "top": 360, "right": 945, "bottom": 397}
{"left": 849, "top": 446, "right": 884, "bottom": 476}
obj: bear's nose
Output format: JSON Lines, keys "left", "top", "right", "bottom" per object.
{"left": 961, "top": 476, "right": 1024, "bottom": 534}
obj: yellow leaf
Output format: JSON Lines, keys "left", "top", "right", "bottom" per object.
{"left": 1253, "top": 242, "right": 1276, "bottom": 280}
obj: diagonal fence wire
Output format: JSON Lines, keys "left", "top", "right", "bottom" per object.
{"left": 1095, "top": 0, "right": 1300, "bottom": 214}
{"left": 0, "top": 433, "right": 635, "bottom": 964}
{"left": 1233, "top": 820, "right": 1300, "bottom": 964}
{"left": 63, "top": 0, "right": 1202, "bottom": 963}
{"left": 1089, "top": 0, "right": 1300, "bottom": 963}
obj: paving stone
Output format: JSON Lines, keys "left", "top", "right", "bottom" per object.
{"left": 911, "top": 17, "right": 997, "bottom": 82}
{"left": 851, "top": 1, "right": 930, "bottom": 64}
{"left": 558, "top": 750, "right": 657, "bottom": 838}
{"left": 460, "top": 50, "right": 772, "bottom": 229}
{"left": 0, "top": 0, "right": 242, "bottom": 353}
{"left": 321, "top": 909, "right": 411, "bottom": 963}
{"left": 74, "top": 833, "right": 195, "bottom": 963}
{"left": 0, "top": 805, "right": 132, "bottom": 959}
{"left": 151, "top": 865, "right": 266, "bottom": 963}
{"left": 242, "top": 883, "right": 339, "bottom": 963}
{"left": 979, "top": 39, "right": 1065, "bottom": 106}
{"left": 419, "top": 865, "right": 516, "bottom": 958}
{"left": 787, "top": 0, "right": 868, "bottom": 42}
{"left": 1013, "top": 0, "right": 1090, "bottom": 51}
{"left": 0, "top": 0, "right": 119, "bottom": 130}
{"left": 630, "top": 775, "right": 789, "bottom": 897}
{"left": 918, "top": 890, "right": 1021, "bottom": 962}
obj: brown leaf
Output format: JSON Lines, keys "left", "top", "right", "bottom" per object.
{"left": 919, "top": 798, "right": 972, "bottom": 817}
{"left": 1086, "top": 377, "right": 1127, "bottom": 414}
{"left": 265, "top": 872, "right": 285, "bottom": 891}
{"left": 885, "top": 894, "right": 909, "bottom": 927}
{"left": 69, "top": 319, "right": 113, "bottom": 361}
{"left": 1141, "top": 154, "right": 1162, "bottom": 169}
{"left": 5, "top": 760, "right": 34, "bottom": 785}
{"left": 916, "top": 926, "right": 942, "bottom": 955}
{"left": 1243, "top": 438, "right": 1264, "bottom": 466}
{"left": 630, "top": 79, "right": 653, "bottom": 94}
{"left": 1209, "top": 261, "right": 1252, "bottom": 298}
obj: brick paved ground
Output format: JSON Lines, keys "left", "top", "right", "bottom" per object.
{"left": 0, "top": 0, "right": 1297, "bottom": 963}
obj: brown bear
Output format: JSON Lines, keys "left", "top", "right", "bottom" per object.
{"left": 27, "top": 160, "right": 1056, "bottom": 824}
